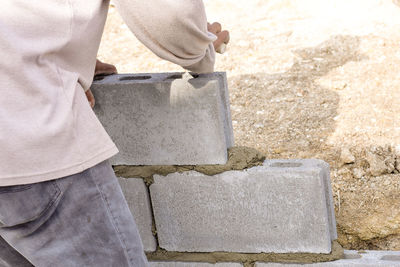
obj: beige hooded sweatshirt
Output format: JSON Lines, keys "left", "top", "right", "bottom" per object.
{"left": 0, "top": 0, "right": 216, "bottom": 186}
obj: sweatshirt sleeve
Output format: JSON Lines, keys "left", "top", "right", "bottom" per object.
{"left": 113, "top": 0, "right": 216, "bottom": 73}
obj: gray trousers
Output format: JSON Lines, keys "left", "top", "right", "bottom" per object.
{"left": 0, "top": 160, "right": 148, "bottom": 267}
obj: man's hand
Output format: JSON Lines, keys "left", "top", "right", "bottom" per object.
{"left": 207, "top": 22, "right": 230, "bottom": 53}
{"left": 94, "top": 59, "right": 118, "bottom": 76}
{"left": 86, "top": 59, "right": 118, "bottom": 108}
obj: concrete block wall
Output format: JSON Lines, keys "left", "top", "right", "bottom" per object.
{"left": 93, "top": 72, "right": 347, "bottom": 265}
{"left": 91, "top": 72, "right": 234, "bottom": 165}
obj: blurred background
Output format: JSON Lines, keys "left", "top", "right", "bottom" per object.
{"left": 98, "top": 0, "right": 400, "bottom": 250}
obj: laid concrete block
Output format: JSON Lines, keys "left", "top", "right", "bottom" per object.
{"left": 150, "top": 262, "right": 242, "bottom": 267}
{"left": 255, "top": 250, "right": 400, "bottom": 266}
{"left": 150, "top": 159, "right": 336, "bottom": 253}
{"left": 118, "top": 177, "right": 157, "bottom": 252}
{"left": 91, "top": 72, "right": 234, "bottom": 165}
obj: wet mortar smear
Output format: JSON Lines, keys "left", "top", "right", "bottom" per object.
{"left": 146, "top": 240, "right": 343, "bottom": 264}
{"left": 113, "top": 146, "right": 266, "bottom": 184}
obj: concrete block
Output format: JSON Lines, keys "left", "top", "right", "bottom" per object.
{"left": 255, "top": 250, "right": 400, "bottom": 266}
{"left": 150, "top": 159, "right": 336, "bottom": 253}
{"left": 150, "top": 262, "right": 242, "bottom": 267}
{"left": 117, "top": 177, "right": 157, "bottom": 252}
{"left": 91, "top": 72, "right": 234, "bottom": 165}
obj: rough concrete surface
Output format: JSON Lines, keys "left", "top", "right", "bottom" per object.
{"left": 150, "top": 159, "right": 335, "bottom": 253}
{"left": 150, "top": 262, "right": 242, "bottom": 267}
{"left": 194, "top": 72, "right": 234, "bottom": 149}
{"left": 99, "top": 0, "right": 400, "bottom": 249}
{"left": 91, "top": 72, "right": 233, "bottom": 165}
{"left": 255, "top": 250, "right": 400, "bottom": 266}
{"left": 117, "top": 177, "right": 156, "bottom": 252}
{"left": 114, "top": 146, "right": 265, "bottom": 181}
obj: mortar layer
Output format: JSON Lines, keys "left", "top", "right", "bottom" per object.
{"left": 113, "top": 146, "right": 266, "bottom": 183}
{"left": 146, "top": 241, "right": 343, "bottom": 264}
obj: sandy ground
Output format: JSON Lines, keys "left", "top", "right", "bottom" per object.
{"left": 98, "top": 0, "right": 400, "bottom": 250}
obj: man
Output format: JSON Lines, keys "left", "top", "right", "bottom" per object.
{"left": 0, "top": 0, "right": 229, "bottom": 266}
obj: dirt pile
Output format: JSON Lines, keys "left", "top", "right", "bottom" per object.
{"left": 332, "top": 145, "right": 400, "bottom": 249}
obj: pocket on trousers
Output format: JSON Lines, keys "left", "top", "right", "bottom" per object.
{"left": 0, "top": 180, "right": 62, "bottom": 227}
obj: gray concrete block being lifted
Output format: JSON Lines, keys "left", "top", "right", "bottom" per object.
{"left": 91, "top": 72, "right": 234, "bottom": 165}
{"left": 150, "top": 159, "right": 336, "bottom": 253}
{"left": 255, "top": 250, "right": 400, "bottom": 266}
{"left": 117, "top": 177, "right": 157, "bottom": 252}
{"left": 150, "top": 262, "right": 243, "bottom": 267}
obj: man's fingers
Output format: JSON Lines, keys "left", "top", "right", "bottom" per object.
{"left": 213, "top": 30, "right": 230, "bottom": 52}
{"left": 85, "top": 89, "right": 95, "bottom": 108}
{"left": 95, "top": 63, "right": 117, "bottom": 76}
{"left": 207, "top": 22, "right": 222, "bottom": 35}
{"left": 207, "top": 22, "right": 230, "bottom": 52}
{"left": 222, "top": 30, "right": 230, "bottom": 44}
{"left": 94, "top": 59, "right": 118, "bottom": 76}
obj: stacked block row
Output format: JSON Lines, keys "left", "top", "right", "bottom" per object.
{"left": 115, "top": 159, "right": 337, "bottom": 256}
{"left": 143, "top": 250, "right": 400, "bottom": 266}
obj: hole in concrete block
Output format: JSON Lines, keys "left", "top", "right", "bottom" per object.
{"left": 270, "top": 162, "right": 302, "bottom": 168}
{"left": 381, "top": 255, "right": 400, "bottom": 261}
{"left": 165, "top": 74, "right": 183, "bottom": 80}
{"left": 93, "top": 75, "right": 106, "bottom": 81}
{"left": 189, "top": 72, "right": 199, "bottom": 78}
{"left": 343, "top": 253, "right": 362, "bottom": 259}
{"left": 119, "top": 75, "right": 151, "bottom": 81}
